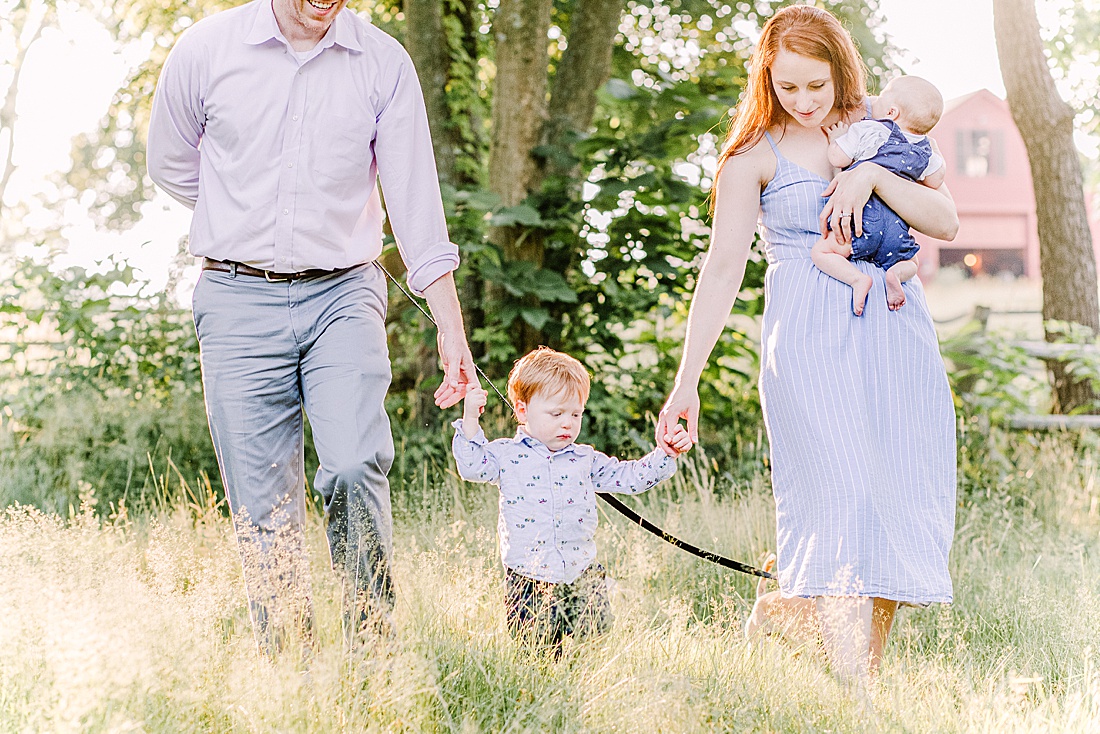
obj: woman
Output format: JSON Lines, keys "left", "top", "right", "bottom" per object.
{"left": 655, "top": 6, "right": 958, "bottom": 684}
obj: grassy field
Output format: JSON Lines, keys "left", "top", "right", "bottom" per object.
{"left": 1, "top": 430, "right": 1099, "bottom": 733}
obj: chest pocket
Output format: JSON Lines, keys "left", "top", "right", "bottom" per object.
{"left": 311, "top": 113, "right": 375, "bottom": 194}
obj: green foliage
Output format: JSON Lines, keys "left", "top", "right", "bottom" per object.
{"left": 1043, "top": 0, "right": 1100, "bottom": 182}
{"left": 940, "top": 321, "right": 1049, "bottom": 422}
{"left": 940, "top": 318, "right": 1100, "bottom": 423}
{"left": 0, "top": 256, "right": 216, "bottom": 512}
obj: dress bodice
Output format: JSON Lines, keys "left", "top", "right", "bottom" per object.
{"left": 759, "top": 132, "right": 829, "bottom": 265}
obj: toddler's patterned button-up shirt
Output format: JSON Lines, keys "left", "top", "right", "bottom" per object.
{"left": 452, "top": 420, "right": 676, "bottom": 583}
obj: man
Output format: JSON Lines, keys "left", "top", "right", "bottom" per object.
{"left": 147, "top": 0, "right": 475, "bottom": 649}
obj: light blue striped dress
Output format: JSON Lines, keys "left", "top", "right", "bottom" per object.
{"left": 757, "top": 130, "right": 956, "bottom": 604}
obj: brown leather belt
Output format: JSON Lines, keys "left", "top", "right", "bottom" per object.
{"left": 201, "top": 258, "right": 345, "bottom": 282}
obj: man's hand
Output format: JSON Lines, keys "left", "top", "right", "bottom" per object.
{"left": 434, "top": 327, "right": 476, "bottom": 409}
{"left": 421, "top": 272, "right": 476, "bottom": 409}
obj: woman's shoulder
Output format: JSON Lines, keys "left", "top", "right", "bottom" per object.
{"left": 718, "top": 134, "right": 776, "bottom": 188}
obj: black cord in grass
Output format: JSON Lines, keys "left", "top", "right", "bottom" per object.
{"left": 374, "top": 261, "right": 776, "bottom": 581}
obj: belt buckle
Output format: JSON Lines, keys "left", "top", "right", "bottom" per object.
{"left": 264, "top": 270, "right": 291, "bottom": 282}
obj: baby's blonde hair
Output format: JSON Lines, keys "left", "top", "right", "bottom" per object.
{"left": 507, "top": 347, "right": 591, "bottom": 408}
{"left": 883, "top": 75, "right": 944, "bottom": 135}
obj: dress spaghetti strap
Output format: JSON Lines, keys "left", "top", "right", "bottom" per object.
{"left": 763, "top": 131, "right": 780, "bottom": 153}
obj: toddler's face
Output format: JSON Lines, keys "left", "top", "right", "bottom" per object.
{"left": 517, "top": 389, "right": 585, "bottom": 451}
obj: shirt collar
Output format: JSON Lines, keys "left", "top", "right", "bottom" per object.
{"left": 509, "top": 427, "right": 592, "bottom": 457}
{"left": 245, "top": 0, "right": 364, "bottom": 53}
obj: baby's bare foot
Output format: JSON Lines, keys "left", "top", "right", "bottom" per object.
{"left": 885, "top": 274, "right": 906, "bottom": 311}
{"left": 852, "top": 274, "right": 873, "bottom": 316}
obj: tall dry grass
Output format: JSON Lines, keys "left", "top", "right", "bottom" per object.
{"left": 1, "top": 434, "right": 1099, "bottom": 733}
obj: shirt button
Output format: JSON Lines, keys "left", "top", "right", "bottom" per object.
{"left": 280, "top": 257, "right": 289, "bottom": 263}
{"left": 282, "top": 208, "right": 289, "bottom": 215}
{"left": 287, "top": 163, "right": 293, "bottom": 168}
{"left": 292, "top": 115, "right": 299, "bottom": 121}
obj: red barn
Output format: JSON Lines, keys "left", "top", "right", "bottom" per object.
{"left": 914, "top": 88, "right": 1100, "bottom": 280}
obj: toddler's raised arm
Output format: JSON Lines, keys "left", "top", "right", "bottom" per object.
{"left": 451, "top": 421, "right": 502, "bottom": 484}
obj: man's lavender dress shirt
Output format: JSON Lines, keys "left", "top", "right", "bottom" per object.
{"left": 452, "top": 420, "right": 677, "bottom": 584}
{"left": 147, "top": 0, "right": 458, "bottom": 294}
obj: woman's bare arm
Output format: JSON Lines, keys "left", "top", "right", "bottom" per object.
{"left": 656, "top": 148, "right": 764, "bottom": 451}
{"left": 820, "top": 163, "right": 959, "bottom": 242}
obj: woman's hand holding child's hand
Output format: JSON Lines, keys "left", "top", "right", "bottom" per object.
{"left": 461, "top": 385, "right": 488, "bottom": 439}
{"left": 663, "top": 424, "right": 694, "bottom": 457}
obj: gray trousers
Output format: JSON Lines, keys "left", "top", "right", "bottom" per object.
{"left": 192, "top": 263, "right": 395, "bottom": 644}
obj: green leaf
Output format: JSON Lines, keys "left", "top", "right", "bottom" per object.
{"left": 520, "top": 307, "right": 550, "bottom": 329}
{"left": 527, "top": 272, "right": 578, "bottom": 304}
{"left": 490, "top": 205, "right": 543, "bottom": 228}
{"left": 454, "top": 188, "right": 502, "bottom": 212}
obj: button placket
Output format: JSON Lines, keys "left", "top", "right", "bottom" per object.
{"left": 274, "top": 62, "right": 306, "bottom": 271}
{"left": 548, "top": 454, "right": 568, "bottom": 568}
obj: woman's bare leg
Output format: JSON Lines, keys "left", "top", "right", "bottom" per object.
{"left": 816, "top": 596, "right": 873, "bottom": 686}
{"left": 869, "top": 598, "right": 898, "bottom": 677}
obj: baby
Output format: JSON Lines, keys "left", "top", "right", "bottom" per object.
{"left": 811, "top": 75, "right": 946, "bottom": 315}
{"left": 452, "top": 347, "right": 692, "bottom": 649}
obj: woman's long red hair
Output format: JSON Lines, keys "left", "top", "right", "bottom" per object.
{"left": 716, "top": 5, "right": 867, "bottom": 175}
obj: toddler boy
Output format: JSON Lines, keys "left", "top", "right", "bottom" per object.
{"left": 452, "top": 347, "right": 692, "bottom": 648}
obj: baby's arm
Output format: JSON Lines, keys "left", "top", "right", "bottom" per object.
{"left": 590, "top": 445, "right": 678, "bottom": 495}
{"left": 920, "top": 139, "right": 946, "bottom": 189}
{"left": 451, "top": 386, "right": 501, "bottom": 484}
{"left": 826, "top": 122, "right": 855, "bottom": 169}
{"left": 922, "top": 165, "right": 946, "bottom": 190}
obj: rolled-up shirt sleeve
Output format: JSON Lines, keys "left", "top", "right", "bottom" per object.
{"left": 147, "top": 34, "right": 204, "bottom": 210}
{"left": 590, "top": 448, "right": 676, "bottom": 495}
{"left": 451, "top": 419, "right": 501, "bottom": 484}
{"left": 374, "top": 46, "right": 459, "bottom": 296}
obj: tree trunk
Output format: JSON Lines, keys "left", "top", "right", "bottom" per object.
{"left": 535, "top": 0, "right": 623, "bottom": 350}
{"left": 538, "top": 0, "right": 623, "bottom": 184}
{"left": 486, "top": 0, "right": 622, "bottom": 353}
{"left": 486, "top": 0, "right": 554, "bottom": 352}
{"left": 487, "top": 0, "right": 553, "bottom": 213}
{"left": 403, "top": 0, "right": 482, "bottom": 191}
{"left": 993, "top": 0, "right": 1100, "bottom": 413}
{"left": 404, "top": 0, "right": 456, "bottom": 188}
